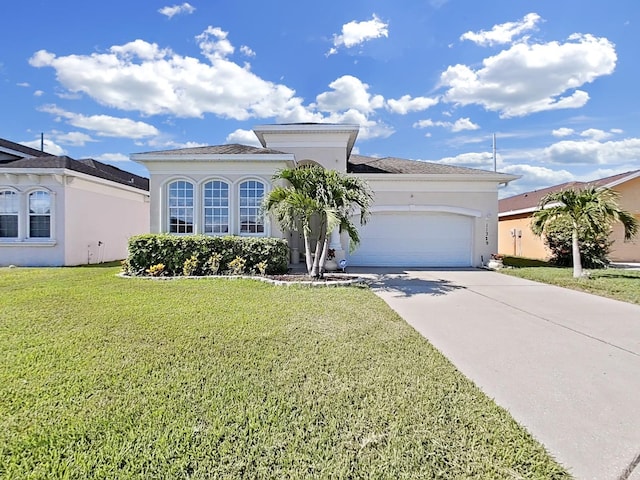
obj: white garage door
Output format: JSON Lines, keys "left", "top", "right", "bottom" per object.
{"left": 348, "top": 212, "right": 473, "bottom": 267}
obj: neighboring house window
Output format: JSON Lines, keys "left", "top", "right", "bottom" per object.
{"left": 168, "top": 181, "right": 194, "bottom": 233}
{"left": 28, "top": 191, "right": 51, "bottom": 238}
{"left": 239, "top": 180, "right": 265, "bottom": 234}
{"left": 203, "top": 180, "right": 229, "bottom": 234}
{"left": 0, "top": 190, "right": 19, "bottom": 238}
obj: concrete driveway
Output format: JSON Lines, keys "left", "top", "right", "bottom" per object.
{"left": 357, "top": 268, "right": 640, "bottom": 480}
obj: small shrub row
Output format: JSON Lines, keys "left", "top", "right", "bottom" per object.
{"left": 124, "top": 234, "right": 289, "bottom": 277}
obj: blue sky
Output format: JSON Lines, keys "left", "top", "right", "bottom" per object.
{"left": 1, "top": 0, "right": 638, "bottom": 197}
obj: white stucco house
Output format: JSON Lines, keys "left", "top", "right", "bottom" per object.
{"left": 0, "top": 138, "right": 150, "bottom": 266}
{"left": 132, "top": 124, "right": 518, "bottom": 268}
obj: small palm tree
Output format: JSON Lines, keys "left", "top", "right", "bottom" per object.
{"left": 264, "top": 166, "right": 373, "bottom": 278}
{"left": 531, "top": 186, "right": 638, "bottom": 278}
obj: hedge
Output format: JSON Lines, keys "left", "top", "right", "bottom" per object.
{"left": 124, "top": 234, "right": 290, "bottom": 276}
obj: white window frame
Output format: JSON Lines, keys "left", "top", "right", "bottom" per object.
{"left": 203, "top": 179, "right": 230, "bottom": 235}
{"left": 238, "top": 179, "right": 266, "bottom": 236}
{"left": 28, "top": 190, "right": 51, "bottom": 239}
{"left": 167, "top": 180, "right": 195, "bottom": 234}
{"left": 0, "top": 188, "right": 19, "bottom": 239}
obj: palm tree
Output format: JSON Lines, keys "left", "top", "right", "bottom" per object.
{"left": 264, "top": 166, "right": 373, "bottom": 278}
{"left": 531, "top": 186, "right": 638, "bottom": 278}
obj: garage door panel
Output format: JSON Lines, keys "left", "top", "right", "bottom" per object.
{"left": 349, "top": 212, "right": 472, "bottom": 267}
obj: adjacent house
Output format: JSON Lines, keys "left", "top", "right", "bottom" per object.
{"left": 132, "top": 123, "right": 518, "bottom": 268}
{"left": 498, "top": 170, "right": 640, "bottom": 262}
{"left": 0, "top": 138, "right": 150, "bottom": 266}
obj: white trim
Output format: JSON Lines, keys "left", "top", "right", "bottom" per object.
{"left": 604, "top": 170, "right": 640, "bottom": 189}
{"left": 356, "top": 172, "right": 520, "bottom": 183}
{"left": 499, "top": 201, "right": 563, "bottom": 218}
{"left": 371, "top": 204, "right": 483, "bottom": 218}
{"left": 237, "top": 177, "right": 269, "bottom": 237}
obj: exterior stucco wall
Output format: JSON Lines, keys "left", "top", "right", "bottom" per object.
{"left": 0, "top": 175, "right": 66, "bottom": 266}
{"left": 63, "top": 177, "right": 149, "bottom": 265}
{"left": 498, "top": 215, "right": 550, "bottom": 259}
{"left": 144, "top": 160, "right": 289, "bottom": 239}
{"left": 609, "top": 177, "right": 640, "bottom": 261}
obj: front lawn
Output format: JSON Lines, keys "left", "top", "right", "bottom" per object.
{"left": 0, "top": 266, "right": 569, "bottom": 479}
{"left": 500, "top": 265, "right": 640, "bottom": 305}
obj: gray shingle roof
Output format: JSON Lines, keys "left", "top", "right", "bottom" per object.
{"left": 0, "top": 155, "right": 149, "bottom": 191}
{"left": 348, "top": 154, "right": 502, "bottom": 175}
{"left": 135, "top": 144, "right": 288, "bottom": 156}
{"left": 0, "top": 138, "right": 54, "bottom": 159}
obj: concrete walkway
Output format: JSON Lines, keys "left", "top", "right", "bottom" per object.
{"left": 357, "top": 268, "right": 640, "bottom": 480}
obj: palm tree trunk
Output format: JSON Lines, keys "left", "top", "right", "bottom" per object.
{"left": 572, "top": 226, "right": 583, "bottom": 278}
{"left": 303, "top": 230, "right": 313, "bottom": 275}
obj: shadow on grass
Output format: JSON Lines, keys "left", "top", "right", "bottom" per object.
{"left": 368, "top": 274, "right": 465, "bottom": 298}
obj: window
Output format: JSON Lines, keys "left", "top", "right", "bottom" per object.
{"left": 168, "top": 181, "right": 194, "bottom": 233}
{"left": 239, "top": 180, "right": 265, "bottom": 234}
{"left": 203, "top": 180, "right": 229, "bottom": 234}
{"left": 29, "top": 191, "right": 51, "bottom": 238}
{"left": 0, "top": 190, "right": 19, "bottom": 238}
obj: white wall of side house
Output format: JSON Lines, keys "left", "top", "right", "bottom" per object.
{"left": 0, "top": 174, "right": 66, "bottom": 266}
{"left": 347, "top": 175, "right": 502, "bottom": 267}
{"left": 142, "top": 159, "right": 290, "bottom": 239}
{"left": 63, "top": 175, "right": 149, "bottom": 265}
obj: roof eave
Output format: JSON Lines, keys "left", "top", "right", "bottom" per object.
{"left": 131, "top": 153, "right": 296, "bottom": 162}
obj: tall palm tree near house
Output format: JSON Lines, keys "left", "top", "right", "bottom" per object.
{"left": 264, "top": 166, "right": 373, "bottom": 278}
{"left": 531, "top": 186, "right": 639, "bottom": 278}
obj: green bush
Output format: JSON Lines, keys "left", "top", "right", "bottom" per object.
{"left": 126, "top": 234, "right": 289, "bottom": 276}
{"left": 543, "top": 218, "right": 612, "bottom": 269}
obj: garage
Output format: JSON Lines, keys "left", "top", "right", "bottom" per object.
{"left": 348, "top": 211, "right": 474, "bottom": 267}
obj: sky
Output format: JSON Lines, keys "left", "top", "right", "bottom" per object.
{"left": 1, "top": 0, "right": 638, "bottom": 198}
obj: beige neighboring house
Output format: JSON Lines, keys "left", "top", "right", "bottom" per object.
{"left": 498, "top": 170, "right": 640, "bottom": 262}
{"left": 0, "top": 138, "right": 150, "bottom": 266}
{"left": 132, "top": 123, "right": 518, "bottom": 268}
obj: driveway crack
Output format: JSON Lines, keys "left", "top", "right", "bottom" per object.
{"left": 618, "top": 450, "right": 640, "bottom": 480}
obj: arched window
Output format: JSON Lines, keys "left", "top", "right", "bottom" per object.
{"left": 203, "top": 180, "right": 229, "bottom": 234}
{"left": 239, "top": 180, "right": 265, "bottom": 234}
{"left": 168, "top": 180, "right": 194, "bottom": 233}
{"left": 0, "top": 190, "right": 19, "bottom": 238}
{"left": 28, "top": 191, "right": 51, "bottom": 238}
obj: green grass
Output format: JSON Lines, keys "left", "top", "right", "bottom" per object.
{"left": 501, "top": 263, "right": 640, "bottom": 305}
{"left": 0, "top": 266, "right": 569, "bottom": 479}
{"left": 502, "top": 255, "right": 551, "bottom": 268}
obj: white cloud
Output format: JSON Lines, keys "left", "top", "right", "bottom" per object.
{"left": 96, "top": 153, "right": 129, "bottom": 162}
{"left": 414, "top": 117, "right": 480, "bottom": 132}
{"left": 225, "top": 129, "right": 261, "bottom": 147}
{"left": 52, "top": 130, "right": 96, "bottom": 146}
{"left": 579, "top": 128, "right": 612, "bottom": 141}
{"left": 21, "top": 138, "right": 66, "bottom": 156}
{"left": 435, "top": 151, "right": 494, "bottom": 169}
{"left": 542, "top": 138, "right": 640, "bottom": 164}
{"left": 552, "top": 127, "right": 574, "bottom": 137}
{"left": 440, "top": 33, "right": 616, "bottom": 117}
{"left": 499, "top": 164, "right": 575, "bottom": 197}
{"left": 40, "top": 105, "right": 159, "bottom": 139}
{"left": 158, "top": 3, "right": 195, "bottom": 19}
{"left": 314, "top": 75, "right": 384, "bottom": 113}
{"left": 328, "top": 14, "right": 388, "bottom": 55}
{"left": 460, "top": 13, "right": 541, "bottom": 46}
{"left": 386, "top": 95, "right": 439, "bottom": 114}
{"left": 610, "top": 128, "right": 624, "bottom": 134}
{"left": 29, "top": 28, "right": 307, "bottom": 122}
{"left": 17, "top": 82, "right": 30, "bottom": 87}
{"left": 34, "top": 90, "right": 44, "bottom": 97}
{"left": 240, "top": 45, "right": 255, "bottom": 57}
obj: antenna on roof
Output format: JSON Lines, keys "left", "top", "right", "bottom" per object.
{"left": 492, "top": 133, "right": 497, "bottom": 172}
{"left": 40, "top": 132, "right": 44, "bottom": 152}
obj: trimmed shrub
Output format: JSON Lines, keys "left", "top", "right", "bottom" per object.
{"left": 126, "top": 234, "right": 289, "bottom": 276}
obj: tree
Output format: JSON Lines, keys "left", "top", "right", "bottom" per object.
{"left": 264, "top": 166, "right": 373, "bottom": 278}
{"left": 531, "top": 186, "right": 639, "bottom": 278}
